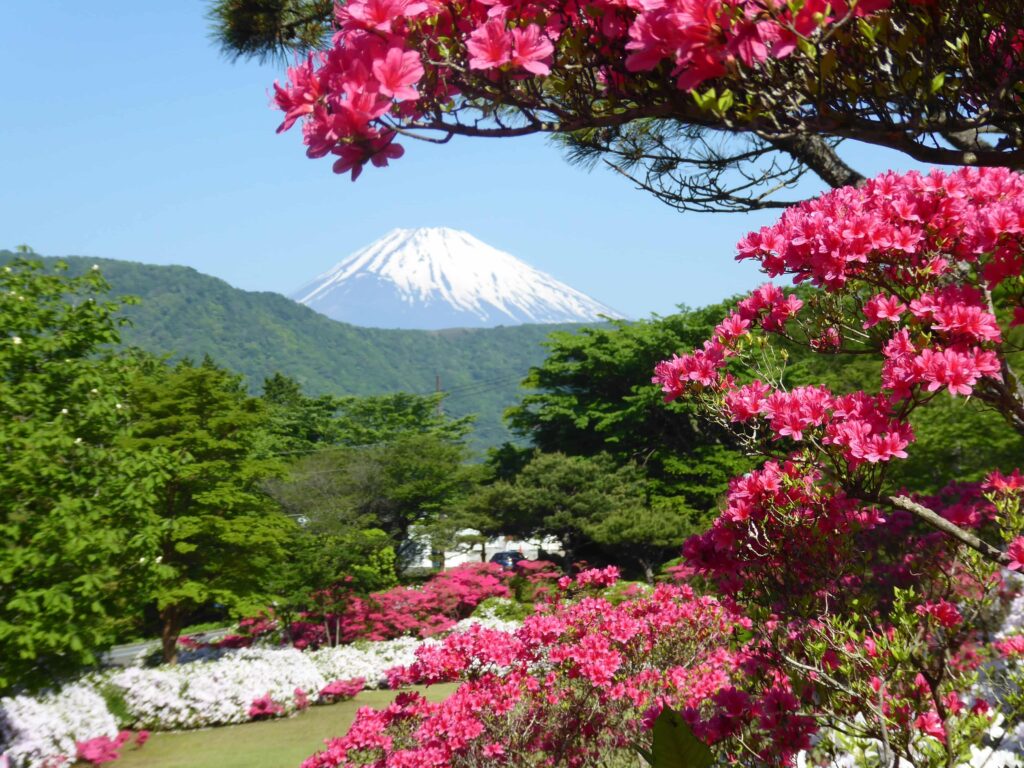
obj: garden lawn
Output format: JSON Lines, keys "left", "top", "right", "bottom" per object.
{"left": 111, "top": 684, "right": 457, "bottom": 768}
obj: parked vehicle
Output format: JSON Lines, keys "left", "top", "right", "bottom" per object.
{"left": 489, "top": 551, "right": 526, "bottom": 571}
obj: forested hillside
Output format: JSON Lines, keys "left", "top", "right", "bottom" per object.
{"left": 0, "top": 251, "right": 590, "bottom": 449}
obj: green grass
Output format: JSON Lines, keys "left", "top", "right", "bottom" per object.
{"left": 110, "top": 684, "right": 457, "bottom": 768}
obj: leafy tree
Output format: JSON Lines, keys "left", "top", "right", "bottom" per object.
{"left": 259, "top": 375, "right": 474, "bottom": 456}
{"left": 269, "top": 526, "right": 397, "bottom": 637}
{"left": 258, "top": 372, "right": 343, "bottom": 455}
{"left": 213, "top": 1, "right": 1023, "bottom": 210}
{"left": 122, "top": 357, "right": 294, "bottom": 663}
{"left": 505, "top": 309, "right": 752, "bottom": 530}
{"left": 0, "top": 256, "right": 170, "bottom": 692}
{"left": 468, "top": 452, "right": 654, "bottom": 572}
{"left": 331, "top": 392, "right": 475, "bottom": 446}
{"left": 270, "top": 432, "right": 481, "bottom": 571}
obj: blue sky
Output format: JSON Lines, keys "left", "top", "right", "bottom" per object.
{"left": 1, "top": 2, "right": 924, "bottom": 318}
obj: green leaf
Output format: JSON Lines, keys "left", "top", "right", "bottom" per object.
{"left": 652, "top": 708, "right": 713, "bottom": 768}
{"left": 929, "top": 73, "right": 945, "bottom": 94}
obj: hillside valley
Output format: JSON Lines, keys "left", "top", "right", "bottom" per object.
{"left": 2, "top": 251, "right": 595, "bottom": 450}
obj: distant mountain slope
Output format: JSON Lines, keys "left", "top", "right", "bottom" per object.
{"left": 293, "top": 227, "right": 622, "bottom": 329}
{"left": 1, "top": 252, "right": 589, "bottom": 450}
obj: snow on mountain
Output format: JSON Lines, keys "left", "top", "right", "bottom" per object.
{"left": 290, "top": 227, "right": 623, "bottom": 329}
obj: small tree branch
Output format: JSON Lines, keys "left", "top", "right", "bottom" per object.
{"left": 888, "top": 495, "right": 1009, "bottom": 567}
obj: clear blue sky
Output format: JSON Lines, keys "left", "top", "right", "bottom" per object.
{"left": 1, "top": 2, "right": 925, "bottom": 318}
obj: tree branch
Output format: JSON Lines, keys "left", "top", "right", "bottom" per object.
{"left": 769, "top": 135, "right": 865, "bottom": 188}
{"left": 888, "top": 495, "right": 1009, "bottom": 567}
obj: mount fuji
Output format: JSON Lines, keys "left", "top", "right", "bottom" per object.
{"left": 290, "top": 227, "right": 622, "bottom": 329}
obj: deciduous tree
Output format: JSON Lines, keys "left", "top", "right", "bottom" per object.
{"left": 0, "top": 256, "right": 171, "bottom": 691}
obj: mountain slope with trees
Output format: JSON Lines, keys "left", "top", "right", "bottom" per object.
{"left": 0, "top": 251, "right": 589, "bottom": 449}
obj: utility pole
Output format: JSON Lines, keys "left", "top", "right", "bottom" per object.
{"left": 435, "top": 373, "right": 443, "bottom": 416}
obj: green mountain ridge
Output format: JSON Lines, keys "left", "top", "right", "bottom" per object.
{"left": 2, "top": 251, "right": 592, "bottom": 450}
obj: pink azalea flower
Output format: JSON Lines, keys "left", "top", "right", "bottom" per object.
{"left": 914, "top": 711, "right": 946, "bottom": 743}
{"left": 862, "top": 293, "right": 907, "bottom": 328}
{"left": 1007, "top": 537, "right": 1024, "bottom": 571}
{"left": 915, "top": 600, "right": 962, "bottom": 629}
{"left": 372, "top": 48, "right": 424, "bottom": 101}
{"left": 467, "top": 20, "right": 513, "bottom": 70}
{"left": 510, "top": 25, "right": 554, "bottom": 75}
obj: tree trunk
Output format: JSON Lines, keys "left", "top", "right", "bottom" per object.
{"left": 641, "top": 560, "right": 655, "bottom": 585}
{"left": 771, "top": 135, "right": 865, "bottom": 189}
{"left": 562, "top": 539, "right": 576, "bottom": 575}
{"left": 160, "top": 605, "right": 184, "bottom": 665}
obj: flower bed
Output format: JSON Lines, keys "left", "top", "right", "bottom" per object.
{"left": 0, "top": 683, "right": 119, "bottom": 768}
{"left": 106, "top": 647, "right": 327, "bottom": 731}
{"left": 0, "top": 609, "right": 518, "bottom": 768}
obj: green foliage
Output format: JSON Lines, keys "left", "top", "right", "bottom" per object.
{"left": 258, "top": 374, "right": 474, "bottom": 457}
{"left": 270, "top": 527, "right": 397, "bottom": 620}
{"left": 468, "top": 452, "right": 651, "bottom": 570}
{"left": 0, "top": 258, "right": 172, "bottom": 692}
{"left": 471, "top": 596, "right": 534, "bottom": 622}
{"left": 0, "top": 253, "right": 585, "bottom": 451}
{"left": 330, "top": 392, "right": 474, "bottom": 446}
{"left": 268, "top": 432, "right": 482, "bottom": 570}
{"left": 504, "top": 308, "right": 753, "bottom": 538}
{"left": 257, "top": 372, "right": 344, "bottom": 455}
{"left": 208, "top": 0, "right": 334, "bottom": 63}
{"left": 122, "top": 357, "right": 295, "bottom": 659}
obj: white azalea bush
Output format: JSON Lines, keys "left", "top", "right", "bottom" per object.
{"left": 0, "top": 682, "right": 117, "bottom": 768}
{"left": 308, "top": 636, "right": 426, "bottom": 689}
{"left": 106, "top": 647, "right": 327, "bottom": 730}
{"left": 0, "top": 613, "right": 520, "bottom": 767}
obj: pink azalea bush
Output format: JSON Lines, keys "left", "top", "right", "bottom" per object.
{"left": 74, "top": 731, "right": 147, "bottom": 766}
{"left": 302, "top": 572, "right": 758, "bottom": 767}
{"left": 220, "top": 563, "right": 512, "bottom": 650}
{"left": 650, "top": 167, "right": 1024, "bottom": 763}
{"left": 247, "top": 693, "right": 285, "bottom": 721}
{"left": 319, "top": 679, "right": 366, "bottom": 704}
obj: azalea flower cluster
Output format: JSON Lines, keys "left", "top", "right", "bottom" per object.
{"left": 656, "top": 168, "right": 1021, "bottom": 422}
{"left": 0, "top": 683, "right": 120, "bottom": 768}
{"left": 75, "top": 730, "right": 148, "bottom": 766}
{"left": 209, "top": 563, "right": 512, "bottom": 650}
{"left": 649, "top": 167, "right": 1024, "bottom": 765}
{"left": 272, "top": 0, "right": 894, "bottom": 179}
{"left": 302, "top": 572, "right": 765, "bottom": 768}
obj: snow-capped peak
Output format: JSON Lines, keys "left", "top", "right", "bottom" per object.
{"left": 291, "top": 227, "right": 622, "bottom": 329}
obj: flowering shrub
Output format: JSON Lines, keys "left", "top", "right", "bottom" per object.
{"left": 247, "top": 694, "right": 285, "bottom": 721}
{"left": 0, "top": 683, "right": 118, "bottom": 768}
{"left": 294, "top": 562, "right": 511, "bottom": 647}
{"left": 106, "top": 647, "right": 328, "bottom": 730}
{"left": 302, "top": 576, "right": 750, "bottom": 767}
{"left": 319, "top": 679, "right": 365, "bottom": 704}
{"left": 648, "top": 167, "right": 1024, "bottom": 764}
{"left": 308, "top": 636, "right": 425, "bottom": 690}
{"left": 75, "top": 731, "right": 147, "bottom": 766}
{"left": 205, "top": 563, "right": 513, "bottom": 651}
